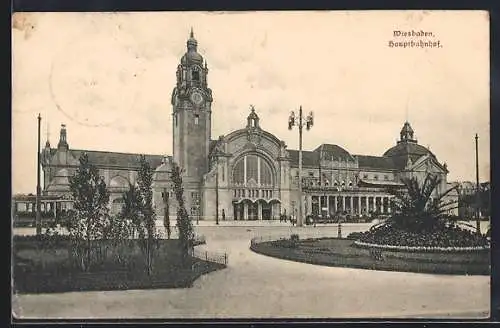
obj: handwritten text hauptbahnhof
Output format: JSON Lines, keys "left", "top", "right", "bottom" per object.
{"left": 389, "top": 30, "right": 443, "bottom": 48}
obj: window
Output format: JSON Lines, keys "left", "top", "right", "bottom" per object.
{"left": 232, "top": 154, "right": 273, "bottom": 186}
{"left": 308, "top": 171, "right": 314, "bottom": 177}
{"left": 363, "top": 174, "right": 368, "bottom": 179}
{"left": 192, "top": 70, "right": 200, "bottom": 81}
{"left": 194, "top": 114, "right": 199, "bottom": 125}
{"left": 384, "top": 175, "right": 389, "bottom": 180}
{"left": 190, "top": 207, "right": 198, "bottom": 216}
{"left": 17, "top": 202, "right": 27, "bottom": 212}
{"left": 374, "top": 175, "right": 379, "bottom": 180}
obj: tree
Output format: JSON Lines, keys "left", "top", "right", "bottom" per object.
{"left": 134, "top": 155, "right": 158, "bottom": 275}
{"left": 162, "top": 189, "right": 171, "bottom": 239}
{"left": 170, "top": 163, "right": 194, "bottom": 266}
{"left": 121, "top": 182, "right": 143, "bottom": 239}
{"left": 386, "top": 173, "right": 459, "bottom": 233}
{"left": 67, "top": 152, "right": 110, "bottom": 271}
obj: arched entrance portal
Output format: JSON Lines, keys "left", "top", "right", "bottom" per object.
{"left": 232, "top": 199, "right": 281, "bottom": 221}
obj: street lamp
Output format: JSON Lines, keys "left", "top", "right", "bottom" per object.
{"left": 336, "top": 185, "right": 345, "bottom": 238}
{"left": 288, "top": 106, "right": 314, "bottom": 227}
{"left": 213, "top": 149, "right": 222, "bottom": 226}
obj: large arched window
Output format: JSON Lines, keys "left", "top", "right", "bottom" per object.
{"left": 232, "top": 154, "right": 274, "bottom": 186}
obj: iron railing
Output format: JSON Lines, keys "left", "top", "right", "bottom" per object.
{"left": 191, "top": 248, "right": 228, "bottom": 266}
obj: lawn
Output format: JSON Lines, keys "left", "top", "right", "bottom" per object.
{"left": 250, "top": 237, "right": 490, "bottom": 276}
{"left": 13, "top": 237, "right": 225, "bottom": 294}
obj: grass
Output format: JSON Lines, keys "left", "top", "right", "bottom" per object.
{"left": 13, "top": 239, "right": 226, "bottom": 294}
{"left": 251, "top": 238, "right": 490, "bottom": 276}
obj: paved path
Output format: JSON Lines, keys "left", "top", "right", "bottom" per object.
{"left": 13, "top": 225, "right": 490, "bottom": 319}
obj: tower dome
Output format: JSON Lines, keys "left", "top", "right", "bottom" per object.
{"left": 181, "top": 28, "right": 203, "bottom": 65}
{"left": 383, "top": 121, "right": 434, "bottom": 169}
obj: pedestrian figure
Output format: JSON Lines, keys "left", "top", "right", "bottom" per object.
{"left": 166, "top": 215, "right": 171, "bottom": 239}
{"left": 222, "top": 209, "right": 226, "bottom": 221}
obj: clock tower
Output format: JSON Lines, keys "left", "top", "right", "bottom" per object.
{"left": 171, "top": 29, "right": 213, "bottom": 199}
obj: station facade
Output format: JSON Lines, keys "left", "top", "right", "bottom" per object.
{"left": 41, "top": 31, "right": 456, "bottom": 221}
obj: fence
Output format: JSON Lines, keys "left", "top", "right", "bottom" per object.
{"left": 250, "top": 230, "right": 344, "bottom": 248}
{"left": 191, "top": 248, "right": 228, "bottom": 266}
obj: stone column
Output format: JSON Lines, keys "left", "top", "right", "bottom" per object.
{"left": 381, "top": 197, "right": 385, "bottom": 214}
{"left": 388, "top": 197, "right": 392, "bottom": 213}
{"left": 334, "top": 196, "right": 337, "bottom": 213}
{"left": 244, "top": 202, "right": 249, "bottom": 220}
{"left": 342, "top": 196, "right": 346, "bottom": 212}
{"left": 358, "top": 196, "right": 361, "bottom": 215}
{"left": 258, "top": 201, "right": 262, "bottom": 220}
{"left": 326, "top": 195, "right": 330, "bottom": 216}
{"left": 350, "top": 196, "right": 353, "bottom": 214}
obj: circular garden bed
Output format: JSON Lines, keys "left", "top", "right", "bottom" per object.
{"left": 250, "top": 235, "right": 490, "bottom": 276}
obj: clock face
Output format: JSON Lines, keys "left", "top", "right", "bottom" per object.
{"left": 190, "top": 91, "right": 204, "bottom": 106}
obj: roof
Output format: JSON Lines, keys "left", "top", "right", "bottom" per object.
{"left": 12, "top": 194, "right": 64, "bottom": 201}
{"left": 314, "top": 144, "right": 353, "bottom": 161}
{"left": 45, "top": 148, "right": 167, "bottom": 169}
{"left": 287, "top": 150, "right": 320, "bottom": 167}
{"left": 384, "top": 141, "right": 432, "bottom": 158}
{"left": 355, "top": 155, "right": 397, "bottom": 170}
{"left": 358, "top": 179, "right": 405, "bottom": 187}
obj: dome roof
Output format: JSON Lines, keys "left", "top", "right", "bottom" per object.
{"left": 383, "top": 142, "right": 433, "bottom": 158}
{"left": 181, "top": 51, "right": 203, "bottom": 65}
{"left": 382, "top": 121, "right": 436, "bottom": 169}
{"left": 181, "top": 28, "right": 203, "bottom": 65}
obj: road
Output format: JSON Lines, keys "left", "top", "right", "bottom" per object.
{"left": 13, "top": 224, "right": 490, "bottom": 319}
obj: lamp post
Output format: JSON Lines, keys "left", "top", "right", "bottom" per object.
{"left": 36, "top": 113, "right": 42, "bottom": 236}
{"left": 215, "top": 152, "right": 220, "bottom": 226}
{"left": 337, "top": 185, "right": 344, "bottom": 238}
{"left": 475, "top": 133, "right": 481, "bottom": 234}
{"left": 288, "top": 106, "right": 314, "bottom": 227}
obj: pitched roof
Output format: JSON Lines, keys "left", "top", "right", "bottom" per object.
{"left": 45, "top": 148, "right": 167, "bottom": 169}
{"left": 355, "top": 155, "right": 397, "bottom": 170}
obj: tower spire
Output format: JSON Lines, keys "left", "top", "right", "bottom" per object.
{"left": 190, "top": 27, "right": 194, "bottom": 38}
{"left": 405, "top": 92, "right": 410, "bottom": 123}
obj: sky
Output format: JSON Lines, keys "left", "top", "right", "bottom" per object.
{"left": 12, "top": 11, "right": 490, "bottom": 194}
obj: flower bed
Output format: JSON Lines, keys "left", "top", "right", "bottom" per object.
{"left": 355, "top": 224, "right": 490, "bottom": 249}
{"left": 353, "top": 240, "right": 490, "bottom": 253}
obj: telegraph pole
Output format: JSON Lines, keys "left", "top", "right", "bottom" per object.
{"left": 475, "top": 133, "right": 481, "bottom": 234}
{"left": 36, "top": 114, "right": 42, "bottom": 235}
